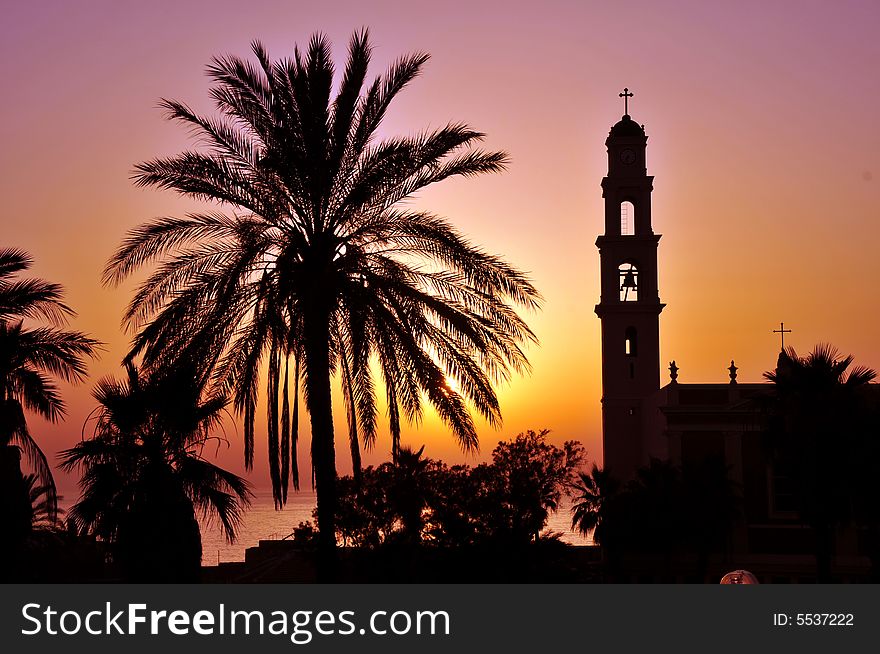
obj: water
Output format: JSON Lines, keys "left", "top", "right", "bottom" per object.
{"left": 200, "top": 490, "right": 593, "bottom": 565}
{"left": 200, "top": 490, "right": 318, "bottom": 565}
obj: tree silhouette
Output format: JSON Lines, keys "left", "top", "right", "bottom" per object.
{"left": 0, "top": 247, "right": 99, "bottom": 534}
{"left": 482, "top": 430, "right": 584, "bottom": 543}
{"left": 333, "top": 432, "right": 584, "bottom": 551}
{"left": 387, "top": 445, "right": 432, "bottom": 544}
{"left": 764, "top": 344, "right": 876, "bottom": 582}
{"left": 103, "top": 30, "right": 540, "bottom": 567}
{"left": 60, "top": 363, "right": 252, "bottom": 582}
{"left": 570, "top": 463, "right": 619, "bottom": 545}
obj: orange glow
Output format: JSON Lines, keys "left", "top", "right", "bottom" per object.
{"left": 2, "top": 1, "right": 879, "bottom": 495}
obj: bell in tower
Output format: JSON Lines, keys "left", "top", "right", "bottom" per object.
{"left": 619, "top": 263, "right": 638, "bottom": 301}
{"left": 595, "top": 89, "right": 665, "bottom": 480}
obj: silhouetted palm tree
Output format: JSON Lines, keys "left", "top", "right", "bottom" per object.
{"left": 570, "top": 464, "right": 619, "bottom": 545}
{"left": 764, "top": 344, "right": 876, "bottom": 582}
{"left": 60, "top": 363, "right": 252, "bottom": 582}
{"left": 103, "top": 30, "right": 540, "bottom": 564}
{"left": 0, "top": 248, "right": 99, "bottom": 521}
{"left": 388, "top": 445, "right": 432, "bottom": 543}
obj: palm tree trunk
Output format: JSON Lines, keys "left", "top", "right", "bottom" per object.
{"left": 0, "top": 445, "right": 32, "bottom": 579}
{"left": 303, "top": 306, "right": 338, "bottom": 579}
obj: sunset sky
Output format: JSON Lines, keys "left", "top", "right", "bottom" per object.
{"left": 2, "top": 0, "right": 879, "bottom": 494}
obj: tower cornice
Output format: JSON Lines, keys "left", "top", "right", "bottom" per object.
{"left": 596, "top": 233, "right": 662, "bottom": 247}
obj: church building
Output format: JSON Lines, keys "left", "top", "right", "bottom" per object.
{"left": 594, "top": 93, "right": 869, "bottom": 582}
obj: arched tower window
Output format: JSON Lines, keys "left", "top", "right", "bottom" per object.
{"left": 618, "top": 263, "right": 638, "bottom": 302}
{"left": 625, "top": 326, "right": 638, "bottom": 356}
{"left": 620, "top": 201, "right": 635, "bottom": 236}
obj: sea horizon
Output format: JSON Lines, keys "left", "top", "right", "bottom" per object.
{"left": 57, "top": 488, "right": 594, "bottom": 566}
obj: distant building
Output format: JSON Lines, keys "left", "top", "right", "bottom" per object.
{"left": 595, "top": 104, "right": 869, "bottom": 581}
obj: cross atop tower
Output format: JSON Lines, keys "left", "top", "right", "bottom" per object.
{"left": 619, "top": 87, "right": 633, "bottom": 116}
{"left": 772, "top": 322, "right": 792, "bottom": 350}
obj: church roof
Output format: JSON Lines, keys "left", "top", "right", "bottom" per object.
{"left": 609, "top": 114, "right": 646, "bottom": 137}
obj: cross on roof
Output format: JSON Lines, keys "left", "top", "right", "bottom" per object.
{"left": 619, "top": 87, "right": 633, "bottom": 116}
{"left": 772, "top": 322, "right": 792, "bottom": 350}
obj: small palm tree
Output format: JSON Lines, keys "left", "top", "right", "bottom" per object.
{"left": 0, "top": 247, "right": 99, "bottom": 521}
{"left": 60, "top": 363, "right": 252, "bottom": 582}
{"left": 388, "top": 445, "right": 432, "bottom": 543}
{"left": 103, "top": 30, "right": 541, "bottom": 565}
{"left": 570, "top": 464, "right": 618, "bottom": 544}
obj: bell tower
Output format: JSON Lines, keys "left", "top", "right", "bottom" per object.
{"left": 595, "top": 90, "right": 664, "bottom": 479}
